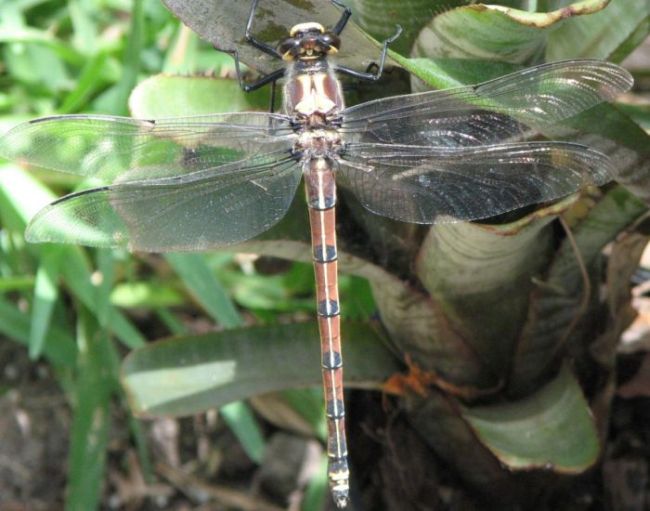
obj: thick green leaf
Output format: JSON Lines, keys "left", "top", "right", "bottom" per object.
{"left": 618, "top": 103, "right": 650, "bottom": 132}
{"left": 412, "top": 0, "right": 609, "bottom": 64}
{"left": 566, "top": 105, "right": 650, "bottom": 202}
{"left": 122, "top": 321, "right": 400, "bottom": 417}
{"left": 512, "top": 186, "right": 648, "bottom": 389}
{"left": 405, "top": 388, "right": 509, "bottom": 493}
{"left": 463, "top": 365, "right": 600, "bottom": 472}
{"left": 406, "top": 365, "right": 600, "bottom": 495}
{"left": 349, "top": 0, "right": 468, "bottom": 55}
{"left": 546, "top": 0, "right": 650, "bottom": 62}
{"left": 149, "top": 254, "right": 266, "bottom": 468}
{"left": 414, "top": 199, "right": 571, "bottom": 380}
{"left": 128, "top": 75, "right": 269, "bottom": 118}
{"left": 392, "top": 56, "right": 520, "bottom": 90}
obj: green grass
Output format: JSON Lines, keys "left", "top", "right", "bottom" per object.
{"left": 0, "top": 2, "right": 329, "bottom": 509}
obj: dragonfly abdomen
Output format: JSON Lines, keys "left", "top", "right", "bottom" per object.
{"left": 304, "top": 157, "right": 350, "bottom": 508}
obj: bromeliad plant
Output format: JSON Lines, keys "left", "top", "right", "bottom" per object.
{"left": 1, "top": 0, "right": 649, "bottom": 509}
{"left": 122, "top": 0, "right": 650, "bottom": 507}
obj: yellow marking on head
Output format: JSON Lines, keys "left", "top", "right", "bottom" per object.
{"left": 290, "top": 22, "right": 325, "bottom": 36}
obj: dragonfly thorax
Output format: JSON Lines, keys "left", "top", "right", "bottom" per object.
{"left": 295, "top": 129, "right": 343, "bottom": 160}
{"left": 284, "top": 64, "right": 345, "bottom": 123}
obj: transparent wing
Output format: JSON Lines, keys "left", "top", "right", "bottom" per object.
{"left": 0, "top": 113, "right": 294, "bottom": 181}
{"left": 26, "top": 153, "right": 302, "bottom": 252}
{"left": 337, "top": 142, "right": 614, "bottom": 224}
{"left": 341, "top": 60, "right": 633, "bottom": 146}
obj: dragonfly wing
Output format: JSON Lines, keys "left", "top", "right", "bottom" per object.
{"left": 337, "top": 142, "right": 614, "bottom": 224}
{"left": 341, "top": 60, "right": 632, "bottom": 146}
{"left": 0, "top": 113, "right": 294, "bottom": 181}
{"left": 26, "top": 153, "right": 302, "bottom": 252}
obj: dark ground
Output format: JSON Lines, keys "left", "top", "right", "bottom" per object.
{"left": 1, "top": 316, "right": 649, "bottom": 511}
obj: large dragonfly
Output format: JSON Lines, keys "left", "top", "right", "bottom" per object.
{"left": 0, "top": 0, "right": 632, "bottom": 507}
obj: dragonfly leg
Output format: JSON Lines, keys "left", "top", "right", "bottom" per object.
{"left": 245, "top": 0, "right": 282, "bottom": 59}
{"left": 335, "top": 24, "right": 402, "bottom": 81}
{"left": 269, "top": 80, "right": 278, "bottom": 113}
{"left": 330, "top": 0, "right": 352, "bottom": 35}
{"left": 222, "top": 47, "right": 285, "bottom": 92}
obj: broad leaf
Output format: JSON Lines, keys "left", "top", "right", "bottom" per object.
{"left": 462, "top": 364, "right": 600, "bottom": 472}
{"left": 349, "top": 0, "right": 468, "bottom": 55}
{"left": 129, "top": 75, "right": 269, "bottom": 118}
{"left": 406, "top": 365, "right": 600, "bottom": 492}
{"left": 415, "top": 197, "right": 575, "bottom": 381}
{"left": 512, "top": 186, "right": 648, "bottom": 389}
{"left": 122, "top": 321, "right": 400, "bottom": 417}
{"left": 412, "top": 1, "right": 610, "bottom": 63}
{"left": 546, "top": 0, "right": 650, "bottom": 62}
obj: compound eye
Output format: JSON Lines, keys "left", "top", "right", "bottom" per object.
{"left": 278, "top": 37, "right": 300, "bottom": 59}
{"left": 319, "top": 32, "right": 341, "bottom": 53}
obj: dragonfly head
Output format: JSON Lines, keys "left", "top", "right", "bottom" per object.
{"left": 279, "top": 22, "right": 341, "bottom": 61}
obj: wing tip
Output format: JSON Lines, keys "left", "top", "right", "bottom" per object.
{"left": 485, "top": 58, "right": 633, "bottom": 98}
{"left": 573, "top": 59, "right": 634, "bottom": 96}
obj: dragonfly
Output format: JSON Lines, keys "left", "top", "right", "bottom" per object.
{"left": 0, "top": 0, "right": 633, "bottom": 507}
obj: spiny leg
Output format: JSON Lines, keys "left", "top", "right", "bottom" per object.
{"left": 330, "top": 0, "right": 352, "bottom": 35}
{"left": 244, "top": 0, "right": 282, "bottom": 58}
{"left": 221, "top": 47, "right": 285, "bottom": 92}
{"left": 223, "top": 0, "right": 288, "bottom": 106}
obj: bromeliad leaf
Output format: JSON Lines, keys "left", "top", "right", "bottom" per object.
{"left": 121, "top": 321, "right": 400, "bottom": 417}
